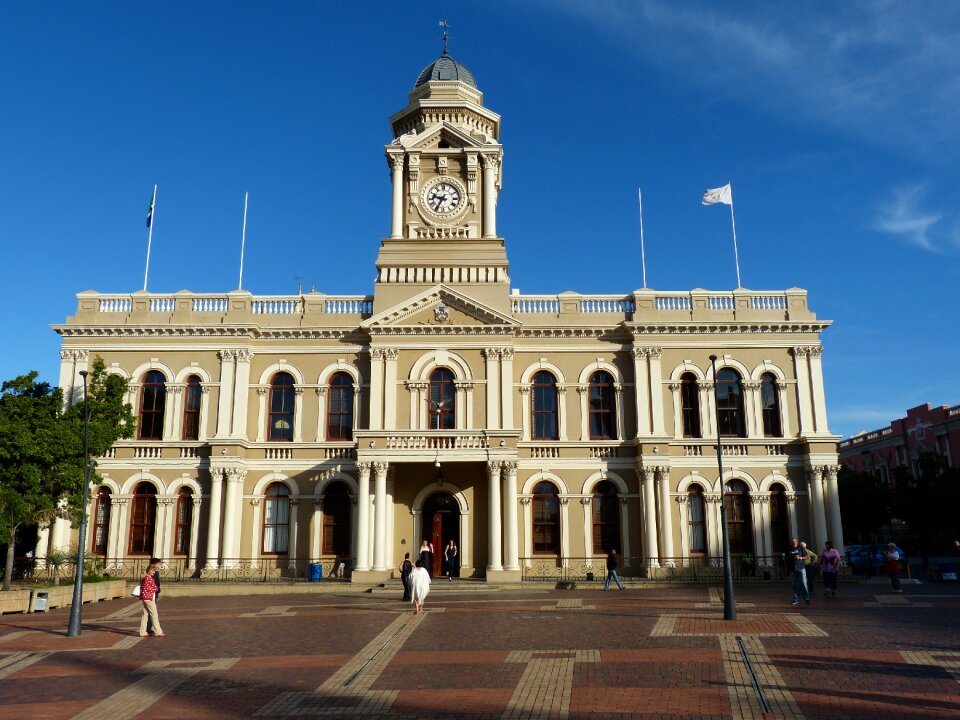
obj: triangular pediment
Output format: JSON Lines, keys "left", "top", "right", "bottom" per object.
{"left": 399, "top": 121, "right": 491, "bottom": 150}
{"left": 361, "top": 285, "right": 519, "bottom": 334}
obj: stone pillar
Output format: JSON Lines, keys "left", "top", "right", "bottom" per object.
{"left": 619, "top": 497, "right": 632, "bottom": 563}
{"left": 500, "top": 348, "right": 514, "bottom": 430}
{"left": 776, "top": 382, "right": 791, "bottom": 438}
{"left": 58, "top": 349, "right": 76, "bottom": 408}
{"left": 808, "top": 467, "right": 829, "bottom": 548}
{"left": 355, "top": 463, "right": 371, "bottom": 571}
{"left": 215, "top": 350, "right": 236, "bottom": 439}
{"left": 614, "top": 383, "right": 625, "bottom": 441}
{"left": 483, "top": 348, "right": 500, "bottom": 429}
{"left": 372, "top": 462, "right": 389, "bottom": 571}
{"left": 155, "top": 497, "right": 175, "bottom": 562}
{"left": 641, "top": 467, "right": 659, "bottom": 567}
{"left": 164, "top": 385, "right": 180, "bottom": 441}
{"left": 220, "top": 468, "right": 246, "bottom": 567}
{"left": 656, "top": 467, "right": 674, "bottom": 565}
{"left": 255, "top": 387, "right": 268, "bottom": 442}
{"left": 248, "top": 498, "right": 262, "bottom": 562}
{"left": 580, "top": 497, "right": 594, "bottom": 558}
{"left": 206, "top": 468, "right": 224, "bottom": 568}
{"left": 383, "top": 349, "right": 399, "bottom": 430}
{"left": 388, "top": 153, "right": 404, "bottom": 239}
{"left": 701, "top": 382, "right": 715, "bottom": 438}
{"left": 577, "top": 386, "right": 589, "bottom": 440}
{"left": 188, "top": 497, "right": 202, "bottom": 569}
{"left": 760, "top": 495, "right": 773, "bottom": 562}
{"left": 315, "top": 386, "right": 328, "bottom": 442}
{"left": 481, "top": 154, "right": 498, "bottom": 238}
{"left": 487, "top": 461, "right": 503, "bottom": 571}
{"left": 232, "top": 349, "right": 252, "bottom": 438}
{"left": 503, "top": 461, "right": 519, "bottom": 570}
{"left": 311, "top": 497, "right": 324, "bottom": 561}
{"left": 108, "top": 497, "right": 128, "bottom": 565}
{"left": 632, "top": 349, "right": 650, "bottom": 437}
{"left": 519, "top": 387, "right": 531, "bottom": 440}
{"left": 808, "top": 346, "right": 830, "bottom": 434}
{"left": 791, "top": 347, "right": 814, "bottom": 435}
{"left": 287, "top": 499, "right": 300, "bottom": 571}
{"left": 668, "top": 382, "right": 682, "bottom": 437}
{"left": 742, "top": 382, "right": 760, "bottom": 438}
{"left": 824, "top": 465, "right": 844, "bottom": 550}
{"left": 369, "top": 349, "right": 384, "bottom": 431}
{"left": 786, "top": 493, "right": 799, "bottom": 540}
{"left": 557, "top": 386, "right": 568, "bottom": 440}
{"left": 648, "top": 348, "right": 666, "bottom": 436}
{"left": 751, "top": 495, "right": 766, "bottom": 557}
{"left": 293, "top": 386, "right": 304, "bottom": 442}
{"left": 705, "top": 494, "right": 723, "bottom": 559}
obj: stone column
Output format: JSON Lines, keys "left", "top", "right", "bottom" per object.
{"left": 500, "top": 348, "right": 514, "bottom": 430}
{"left": 188, "top": 496, "right": 202, "bottom": 569}
{"left": 215, "top": 350, "right": 236, "bottom": 439}
{"left": 232, "top": 349, "right": 252, "bottom": 438}
{"left": 369, "top": 349, "right": 385, "bottom": 431}
{"left": 808, "top": 467, "right": 829, "bottom": 548}
{"left": 519, "top": 387, "right": 531, "bottom": 440}
{"left": 311, "top": 497, "right": 324, "bottom": 560}
{"left": 676, "top": 495, "right": 689, "bottom": 563}
{"left": 249, "top": 498, "right": 262, "bottom": 563}
{"left": 383, "top": 349, "right": 399, "bottom": 430}
{"left": 786, "top": 493, "right": 799, "bottom": 540}
{"left": 483, "top": 348, "right": 500, "bottom": 429}
{"left": 372, "top": 462, "right": 389, "bottom": 571}
{"left": 668, "top": 382, "right": 682, "bottom": 437}
{"left": 255, "top": 387, "right": 268, "bottom": 442}
{"left": 808, "top": 346, "right": 830, "bottom": 434}
{"left": 487, "top": 461, "right": 503, "bottom": 571}
{"left": 791, "top": 347, "right": 814, "bottom": 435}
{"left": 355, "top": 463, "right": 371, "bottom": 571}
{"left": 619, "top": 497, "right": 632, "bottom": 563}
{"left": 293, "top": 386, "right": 304, "bottom": 442}
{"left": 108, "top": 497, "right": 128, "bottom": 565}
{"left": 707, "top": 494, "right": 723, "bottom": 560}
{"left": 220, "top": 468, "right": 247, "bottom": 567}
{"left": 641, "top": 467, "right": 659, "bottom": 567}
{"left": 632, "top": 349, "right": 650, "bottom": 437}
{"left": 287, "top": 499, "right": 300, "bottom": 571}
{"left": 751, "top": 495, "right": 766, "bottom": 557}
{"left": 315, "top": 386, "right": 328, "bottom": 441}
{"left": 701, "top": 382, "right": 715, "bottom": 438}
{"left": 760, "top": 495, "right": 773, "bottom": 562}
{"left": 388, "top": 152, "right": 404, "bottom": 239}
{"left": 776, "top": 382, "right": 791, "bottom": 437}
{"left": 156, "top": 497, "right": 175, "bottom": 561}
{"left": 614, "top": 383, "right": 625, "bottom": 441}
{"left": 824, "top": 465, "right": 844, "bottom": 550}
{"left": 557, "top": 386, "right": 568, "bottom": 440}
{"left": 580, "top": 496, "right": 594, "bottom": 558}
{"left": 503, "top": 461, "right": 519, "bottom": 570}
{"left": 164, "top": 385, "right": 181, "bottom": 441}
{"left": 58, "top": 349, "right": 76, "bottom": 408}
{"left": 648, "top": 348, "right": 666, "bottom": 435}
{"left": 481, "top": 154, "right": 498, "bottom": 238}
{"left": 742, "top": 382, "right": 760, "bottom": 438}
{"left": 206, "top": 468, "right": 224, "bottom": 568}
{"left": 656, "top": 467, "right": 674, "bottom": 565}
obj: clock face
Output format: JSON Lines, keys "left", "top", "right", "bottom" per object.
{"left": 426, "top": 182, "right": 461, "bottom": 214}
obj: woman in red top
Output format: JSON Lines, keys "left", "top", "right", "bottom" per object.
{"left": 138, "top": 563, "right": 166, "bottom": 637}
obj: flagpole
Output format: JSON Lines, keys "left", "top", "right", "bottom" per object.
{"left": 638, "top": 188, "right": 648, "bottom": 289}
{"left": 238, "top": 192, "right": 248, "bottom": 290}
{"left": 143, "top": 184, "right": 156, "bottom": 292}
{"left": 728, "top": 182, "right": 742, "bottom": 289}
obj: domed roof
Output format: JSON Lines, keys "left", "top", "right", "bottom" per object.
{"left": 414, "top": 52, "right": 477, "bottom": 89}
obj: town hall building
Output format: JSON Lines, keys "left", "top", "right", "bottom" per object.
{"left": 47, "top": 49, "right": 843, "bottom": 583}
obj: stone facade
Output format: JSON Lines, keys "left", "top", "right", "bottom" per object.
{"left": 48, "top": 51, "right": 842, "bottom": 582}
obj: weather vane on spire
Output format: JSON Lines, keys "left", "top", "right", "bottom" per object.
{"left": 439, "top": 19, "right": 449, "bottom": 54}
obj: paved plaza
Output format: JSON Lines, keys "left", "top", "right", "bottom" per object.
{"left": 1, "top": 582, "right": 959, "bottom": 719}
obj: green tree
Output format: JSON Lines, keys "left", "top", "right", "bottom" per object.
{"left": 892, "top": 452, "right": 960, "bottom": 565}
{"left": 838, "top": 464, "right": 890, "bottom": 544}
{"left": 0, "top": 358, "right": 133, "bottom": 590}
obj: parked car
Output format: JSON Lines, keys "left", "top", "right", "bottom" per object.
{"left": 845, "top": 544, "right": 900, "bottom": 574}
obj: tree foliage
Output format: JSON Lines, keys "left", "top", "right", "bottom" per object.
{"left": 0, "top": 357, "right": 133, "bottom": 589}
{"left": 891, "top": 452, "right": 960, "bottom": 558}
{"left": 837, "top": 464, "right": 890, "bottom": 544}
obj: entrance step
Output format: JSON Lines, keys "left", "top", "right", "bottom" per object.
{"left": 368, "top": 579, "right": 515, "bottom": 594}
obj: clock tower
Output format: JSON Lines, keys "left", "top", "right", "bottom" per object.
{"left": 374, "top": 49, "right": 510, "bottom": 313}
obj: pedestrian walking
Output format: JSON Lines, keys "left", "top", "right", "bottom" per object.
{"left": 419, "top": 540, "right": 433, "bottom": 578}
{"left": 820, "top": 541, "right": 841, "bottom": 598}
{"left": 399, "top": 552, "right": 413, "bottom": 601}
{"left": 444, "top": 539, "right": 459, "bottom": 581}
{"left": 801, "top": 542, "right": 818, "bottom": 595}
{"left": 410, "top": 560, "right": 431, "bottom": 614}
{"left": 138, "top": 562, "right": 165, "bottom": 637}
{"left": 146, "top": 557, "right": 162, "bottom": 635}
{"left": 604, "top": 549, "right": 625, "bottom": 590}
{"left": 787, "top": 538, "right": 810, "bottom": 605}
{"left": 885, "top": 542, "right": 903, "bottom": 593}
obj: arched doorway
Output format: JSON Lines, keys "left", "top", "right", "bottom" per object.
{"left": 422, "top": 492, "right": 460, "bottom": 578}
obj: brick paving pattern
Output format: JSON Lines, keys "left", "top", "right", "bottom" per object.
{"left": 1, "top": 583, "right": 958, "bottom": 719}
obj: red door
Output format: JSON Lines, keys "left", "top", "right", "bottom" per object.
{"left": 431, "top": 513, "right": 443, "bottom": 577}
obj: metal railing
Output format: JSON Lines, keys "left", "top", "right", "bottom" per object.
{"left": 519, "top": 556, "right": 804, "bottom": 583}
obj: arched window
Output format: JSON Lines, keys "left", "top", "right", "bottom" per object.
{"left": 174, "top": 487, "right": 193, "bottom": 556}
{"left": 327, "top": 373, "right": 355, "bottom": 441}
{"left": 262, "top": 483, "right": 290, "bottom": 554}
{"left": 268, "top": 372, "right": 295, "bottom": 441}
{"left": 92, "top": 487, "right": 111, "bottom": 555}
{"left": 532, "top": 481, "right": 560, "bottom": 554}
{"left": 592, "top": 480, "right": 621, "bottom": 553}
{"left": 760, "top": 373, "right": 782, "bottom": 438}
{"left": 588, "top": 371, "right": 616, "bottom": 440}
{"left": 715, "top": 368, "right": 746, "bottom": 438}
{"left": 322, "top": 482, "right": 352, "bottom": 558}
{"left": 182, "top": 375, "right": 202, "bottom": 441}
{"left": 680, "top": 373, "right": 701, "bottom": 438}
{"left": 688, "top": 485, "right": 706, "bottom": 555}
{"left": 724, "top": 479, "right": 753, "bottom": 554}
{"left": 532, "top": 371, "right": 559, "bottom": 440}
{"left": 138, "top": 371, "right": 166, "bottom": 440}
{"left": 428, "top": 368, "right": 455, "bottom": 430}
{"left": 128, "top": 482, "right": 157, "bottom": 555}
{"left": 769, "top": 483, "right": 790, "bottom": 554}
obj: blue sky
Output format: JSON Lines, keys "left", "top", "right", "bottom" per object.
{"left": 1, "top": 1, "right": 957, "bottom": 440}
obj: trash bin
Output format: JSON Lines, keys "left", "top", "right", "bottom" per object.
{"left": 308, "top": 563, "right": 323, "bottom": 582}
{"left": 31, "top": 591, "right": 49, "bottom": 613}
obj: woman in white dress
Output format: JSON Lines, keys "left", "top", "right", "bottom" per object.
{"left": 410, "top": 561, "right": 432, "bottom": 614}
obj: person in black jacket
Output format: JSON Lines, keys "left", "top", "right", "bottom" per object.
{"left": 146, "top": 557, "right": 162, "bottom": 634}
{"left": 604, "top": 549, "right": 625, "bottom": 590}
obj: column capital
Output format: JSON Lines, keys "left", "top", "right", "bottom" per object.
{"left": 487, "top": 460, "right": 502, "bottom": 476}
{"left": 157, "top": 497, "right": 175, "bottom": 507}
{"left": 234, "top": 348, "right": 253, "bottom": 362}
{"left": 372, "top": 461, "right": 389, "bottom": 476}
{"left": 500, "top": 347, "right": 515, "bottom": 361}
{"left": 580, "top": 496, "right": 592, "bottom": 506}
{"left": 790, "top": 346, "right": 813, "bottom": 358}
{"left": 256, "top": 386, "right": 268, "bottom": 396}
{"left": 631, "top": 348, "right": 648, "bottom": 360}
{"left": 218, "top": 349, "right": 237, "bottom": 361}
{"left": 356, "top": 461, "right": 372, "bottom": 477}
{"left": 387, "top": 152, "right": 405, "bottom": 170}
{"left": 482, "top": 347, "right": 502, "bottom": 360}
{"left": 249, "top": 497, "right": 262, "bottom": 507}
{"left": 520, "top": 497, "right": 531, "bottom": 506}
{"left": 502, "top": 460, "right": 518, "bottom": 474}
{"left": 384, "top": 348, "right": 400, "bottom": 361}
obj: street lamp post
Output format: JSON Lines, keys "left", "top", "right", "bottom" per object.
{"left": 709, "top": 355, "right": 737, "bottom": 620}
{"left": 67, "top": 370, "right": 92, "bottom": 637}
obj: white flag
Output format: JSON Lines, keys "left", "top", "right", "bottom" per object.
{"left": 702, "top": 183, "right": 732, "bottom": 206}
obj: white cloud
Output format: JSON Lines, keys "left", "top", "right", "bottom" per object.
{"left": 874, "top": 185, "right": 943, "bottom": 252}
{"left": 537, "top": 0, "right": 960, "bottom": 157}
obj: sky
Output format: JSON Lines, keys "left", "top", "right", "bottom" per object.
{"left": 1, "top": 1, "right": 958, "bottom": 440}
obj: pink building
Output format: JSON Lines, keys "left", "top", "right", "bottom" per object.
{"left": 839, "top": 404, "right": 960, "bottom": 481}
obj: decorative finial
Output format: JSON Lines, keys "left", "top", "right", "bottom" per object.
{"left": 439, "top": 19, "right": 449, "bottom": 55}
